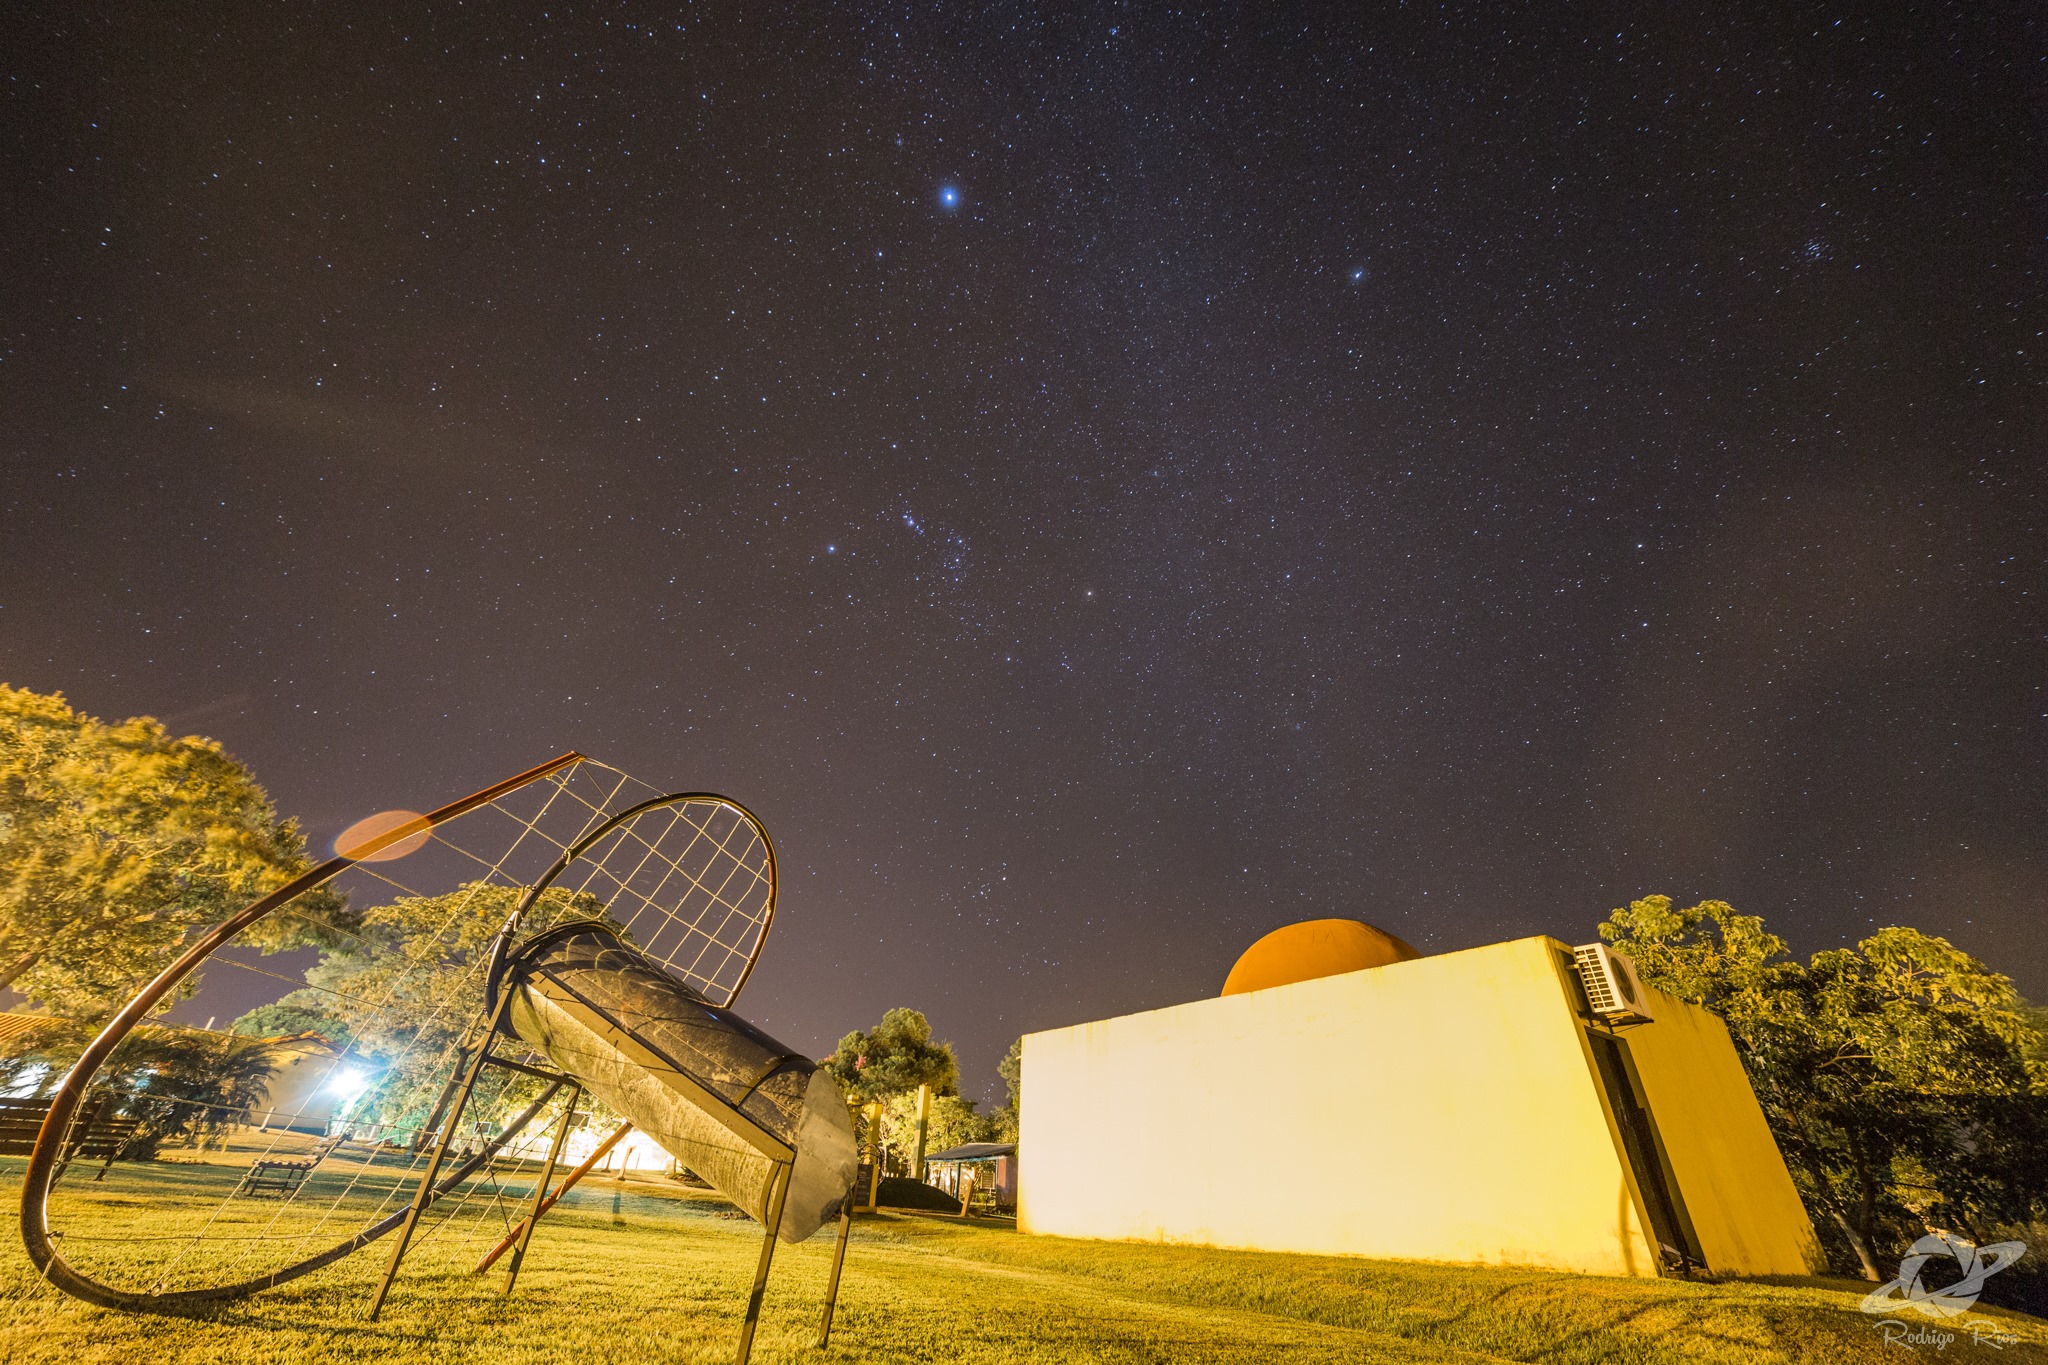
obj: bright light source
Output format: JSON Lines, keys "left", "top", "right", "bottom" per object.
{"left": 327, "top": 1066, "right": 372, "bottom": 1108}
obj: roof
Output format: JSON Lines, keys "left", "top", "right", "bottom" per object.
{"left": 0, "top": 1013, "right": 60, "bottom": 1048}
{"left": 925, "top": 1142, "right": 1017, "bottom": 1162}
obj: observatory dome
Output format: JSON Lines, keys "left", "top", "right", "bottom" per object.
{"left": 1220, "top": 918, "right": 1422, "bottom": 996}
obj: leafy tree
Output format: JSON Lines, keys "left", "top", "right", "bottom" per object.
{"left": 242, "top": 882, "right": 612, "bottom": 1138}
{"left": 881, "top": 1090, "right": 1000, "bottom": 1173}
{"left": 229, "top": 1002, "right": 352, "bottom": 1045}
{"left": 0, "top": 684, "right": 344, "bottom": 1022}
{"left": 101, "top": 1028, "right": 281, "bottom": 1158}
{"left": 1600, "top": 896, "right": 2048, "bottom": 1279}
{"left": 998, "top": 1035, "right": 1022, "bottom": 1110}
{"left": 0, "top": 1018, "right": 281, "bottom": 1158}
{"left": 0, "top": 1015, "right": 90, "bottom": 1096}
{"left": 993, "top": 1034, "right": 1023, "bottom": 1141}
{"left": 823, "top": 1008, "right": 959, "bottom": 1104}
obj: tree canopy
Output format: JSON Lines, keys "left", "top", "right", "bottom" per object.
{"left": 0, "top": 684, "right": 343, "bottom": 1023}
{"left": 823, "top": 1007, "right": 959, "bottom": 1103}
{"left": 1600, "top": 895, "right": 2048, "bottom": 1279}
{"left": 998, "top": 1036, "right": 1022, "bottom": 1107}
{"left": 232, "top": 882, "right": 613, "bottom": 1135}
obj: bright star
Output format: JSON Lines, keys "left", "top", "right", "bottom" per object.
{"left": 939, "top": 185, "right": 961, "bottom": 209}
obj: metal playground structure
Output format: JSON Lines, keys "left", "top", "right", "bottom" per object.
{"left": 15, "top": 753, "right": 860, "bottom": 1363}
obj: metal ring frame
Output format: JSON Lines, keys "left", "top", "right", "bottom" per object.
{"left": 15, "top": 754, "right": 781, "bottom": 1313}
{"left": 482, "top": 790, "right": 780, "bottom": 1011}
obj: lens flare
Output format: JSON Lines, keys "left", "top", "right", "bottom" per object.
{"left": 334, "top": 809, "right": 429, "bottom": 862}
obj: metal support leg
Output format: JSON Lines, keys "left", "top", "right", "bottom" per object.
{"left": 503, "top": 1083, "right": 579, "bottom": 1295}
{"left": 476, "top": 1120, "right": 632, "bottom": 1274}
{"left": 734, "top": 1161, "right": 792, "bottom": 1365}
{"left": 816, "top": 1193, "right": 854, "bottom": 1348}
{"left": 368, "top": 989, "right": 514, "bottom": 1319}
{"left": 410, "top": 1044, "right": 473, "bottom": 1152}
{"left": 864, "top": 1101, "right": 882, "bottom": 1213}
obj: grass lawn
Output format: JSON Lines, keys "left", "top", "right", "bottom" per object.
{"left": 2, "top": 1160, "right": 2042, "bottom": 1364}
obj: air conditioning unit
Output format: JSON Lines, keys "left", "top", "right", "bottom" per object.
{"left": 1573, "top": 943, "right": 1654, "bottom": 1024}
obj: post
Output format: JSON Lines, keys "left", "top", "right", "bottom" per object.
{"left": 958, "top": 1171, "right": 974, "bottom": 1218}
{"left": 502, "top": 1084, "right": 579, "bottom": 1295}
{"left": 816, "top": 1192, "right": 855, "bottom": 1348}
{"left": 734, "top": 1161, "right": 792, "bottom": 1365}
{"left": 368, "top": 989, "right": 514, "bottom": 1319}
{"left": 911, "top": 1083, "right": 932, "bottom": 1183}
{"left": 863, "top": 1100, "right": 882, "bottom": 1212}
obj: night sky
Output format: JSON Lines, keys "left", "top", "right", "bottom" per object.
{"left": 4, "top": 4, "right": 2041, "bottom": 1101}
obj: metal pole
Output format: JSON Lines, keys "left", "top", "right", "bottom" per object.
{"left": 409, "top": 1048, "right": 470, "bottom": 1153}
{"left": 502, "top": 1084, "right": 580, "bottom": 1295}
{"left": 734, "top": 1161, "right": 791, "bottom": 1365}
{"left": 475, "top": 1120, "right": 633, "bottom": 1274}
{"left": 368, "top": 988, "right": 515, "bottom": 1319}
{"left": 911, "top": 1083, "right": 931, "bottom": 1183}
{"left": 864, "top": 1101, "right": 882, "bottom": 1212}
{"left": 816, "top": 1192, "right": 855, "bottom": 1348}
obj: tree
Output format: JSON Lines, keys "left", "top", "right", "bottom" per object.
{"left": 823, "top": 1007, "right": 960, "bottom": 1104}
{"left": 881, "top": 1090, "right": 1000, "bottom": 1173}
{"left": 990, "top": 1035, "right": 1022, "bottom": 1143}
{"left": 0, "top": 1016, "right": 281, "bottom": 1158}
{"left": 233, "top": 882, "right": 613, "bottom": 1136}
{"left": 0, "top": 685, "right": 343, "bottom": 1022}
{"left": 100, "top": 1027, "right": 281, "bottom": 1159}
{"left": 229, "top": 1002, "right": 350, "bottom": 1045}
{"left": 1600, "top": 896, "right": 2048, "bottom": 1279}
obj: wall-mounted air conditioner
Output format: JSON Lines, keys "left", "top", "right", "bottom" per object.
{"left": 1573, "top": 943, "right": 1654, "bottom": 1025}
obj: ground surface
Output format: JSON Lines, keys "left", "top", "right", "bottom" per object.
{"left": 2, "top": 1159, "right": 2042, "bottom": 1364}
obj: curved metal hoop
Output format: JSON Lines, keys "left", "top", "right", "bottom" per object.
{"left": 16, "top": 758, "right": 778, "bottom": 1312}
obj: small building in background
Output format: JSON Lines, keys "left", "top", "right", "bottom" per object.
{"left": 252, "top": 1033, "right": 355, "bottom": 1134}
{"left": 926, "top": 1141, "right": 1017, "bottom": 1210}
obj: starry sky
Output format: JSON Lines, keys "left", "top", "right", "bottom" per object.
{"left": 3, "top": 4, "right": 2041, "bottom": 1101}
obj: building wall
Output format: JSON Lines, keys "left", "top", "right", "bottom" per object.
{"left": 1019, "top": 935, "right": 1820, "bottom": 1278}
{"left": 1615, "top": 982, "right": 1825, "bottom": 1276}
{"left": 254, "top": 1038, "right": 344, "bottom": 1134}
{"left": 1021, "top": 936, "right": 1660, "bottom": 1275}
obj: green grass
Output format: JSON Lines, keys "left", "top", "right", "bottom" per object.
{"left": 2, "top": 1160, "right": 2043, "bottom": 1364}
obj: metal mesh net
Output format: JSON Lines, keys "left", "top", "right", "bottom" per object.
{"left": 23, "top": 754, "right": 778, "bottom": 1305}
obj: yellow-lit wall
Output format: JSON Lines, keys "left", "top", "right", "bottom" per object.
{"left": 1616, "top": 979, "right": 1825, "bottom": 1276}
{"left": 1019, "top": 936, "right": 1821, "bottom": 1278}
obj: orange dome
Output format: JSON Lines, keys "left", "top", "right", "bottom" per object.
{"left": 1220, "top": 918, "right": 1422, "bottom": 996}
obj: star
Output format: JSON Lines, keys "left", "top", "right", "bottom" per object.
{"left": 938, "top": 185, "right": 961, "bottom": 210}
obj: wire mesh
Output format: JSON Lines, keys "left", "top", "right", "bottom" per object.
{"left": 20, "top": 754, "right": 776, "bottom": 1307}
